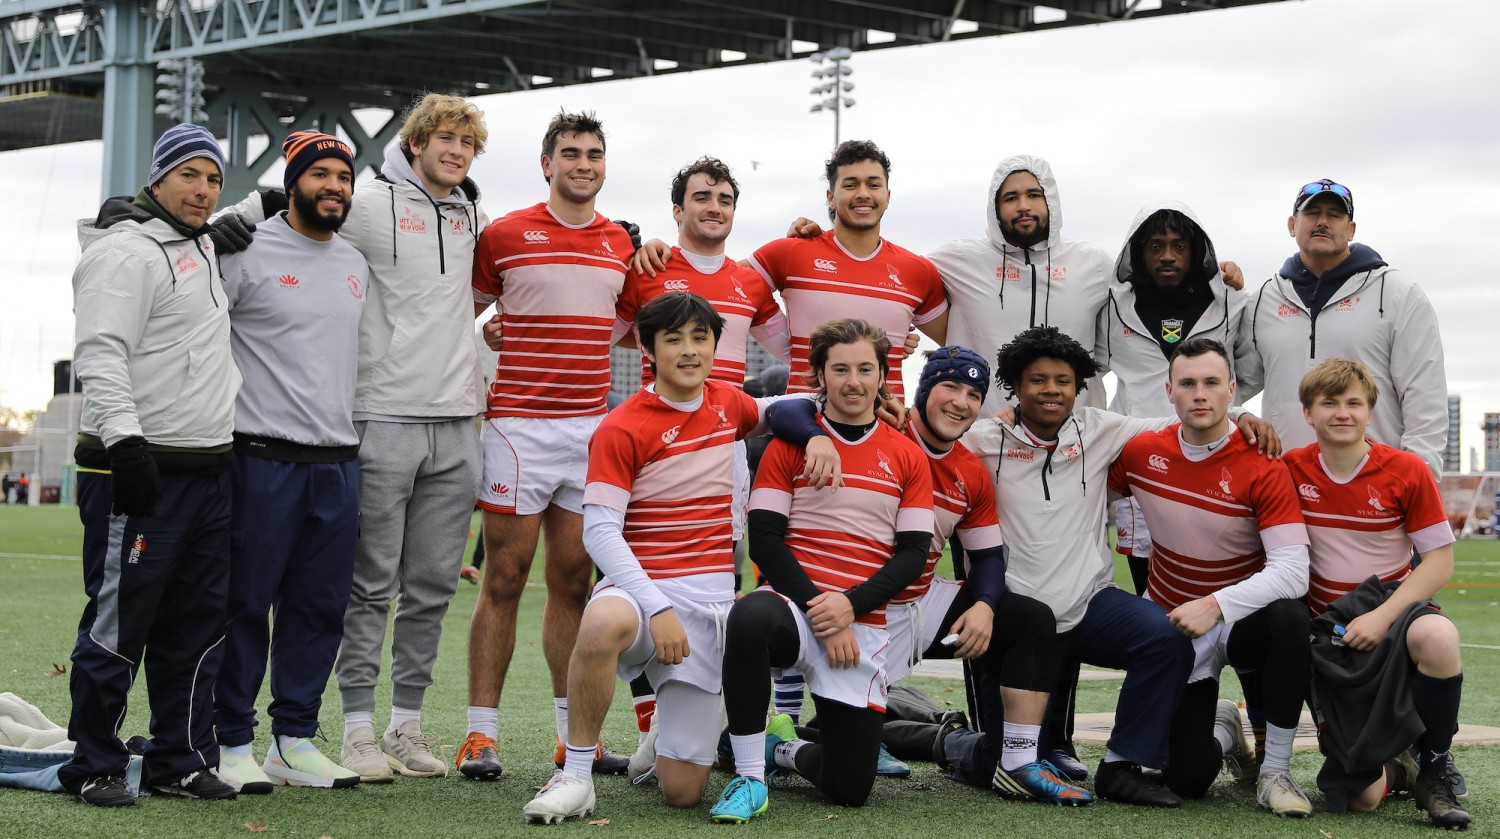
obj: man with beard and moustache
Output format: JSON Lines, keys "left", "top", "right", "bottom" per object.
{"left": 926, "top": 156, "right": 1113, "bottom": 415}
{"left": 1095, "top": 203, "right": 1257, "bottom": 596}
{"left": 210, "top": 132, "right": 367, "bottom": 793}
{"left": 1240, "top": 179, "right": 1447, "bottom": 480}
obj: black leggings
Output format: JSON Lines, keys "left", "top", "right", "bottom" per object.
{"left": 722, "top": 590, "right": 884, "bottom": 806}
{"left": 1164, "top": 598, "right": 1309, "bottom": 798}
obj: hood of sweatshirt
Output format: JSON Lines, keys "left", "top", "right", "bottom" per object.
{"left": 985, "top": 154, "right": 1062, "bottom": 256}
{"left": 1279, "top": 242, "right": 1387, "bottom": 311}
{"left": 1113, "top": 200, "right": 1221, "bottom": 296}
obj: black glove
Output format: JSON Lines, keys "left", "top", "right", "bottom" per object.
{"left": 259, "top": 189, "right": 289, "bottom": 217}
{"left": 207, "top": 213, "right": 256, "bottom": 255}
{"left": 107, "top": 436, "right": 161, "bottom": 518}
{"left": 614, "top": 219, "right": 643, "bottom": 252}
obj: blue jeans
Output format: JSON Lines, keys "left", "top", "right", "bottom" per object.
{"left": 0, "top": 746, "right": 142, "bottom": 795}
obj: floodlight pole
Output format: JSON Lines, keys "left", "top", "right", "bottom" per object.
{"left": 808, "top": 47, "right": 855, "bottom": 148}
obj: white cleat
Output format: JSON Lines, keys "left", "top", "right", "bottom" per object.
{"left": 629, "top": 718, "right": 659, "bottom": 785}
{"left": 523, "top": 771, "right": 596, "bottom": 824}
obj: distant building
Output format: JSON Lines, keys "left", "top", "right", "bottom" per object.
{"left": 1445, "top": 395, "right": 1461, "bottom": 472}
{"left": 1485, "top": 412, "right": 1500, "bottom": 473}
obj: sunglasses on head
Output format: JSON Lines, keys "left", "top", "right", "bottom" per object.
{"left": 1299, "top": 180, "right": 1352, "bottom": 200}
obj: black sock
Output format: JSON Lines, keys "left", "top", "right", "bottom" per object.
{"left": 1411, "top": 671, "right": 1463, "bottom": 774}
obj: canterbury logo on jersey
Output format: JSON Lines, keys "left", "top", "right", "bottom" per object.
{"left": 523, "top": 230, "right": 549, "bottom": 244}
{"left": 1298, "top": 483, "right": 1321, "bottom": 501}
{"left": 813, "top": 258, "right": 837, "bottom": 272}
{"left": 1148, "top": 454, "right": 1170, "bottom": 473}
{"left": 661, "top": 425, "right": 681, "bottom": 444}
{"left": 663, "top": 279, "right": 690, "bottom": 291}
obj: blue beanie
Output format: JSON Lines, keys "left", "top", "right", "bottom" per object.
{"left": 149, "top": 123, "right": 224, "bottom": 186}
{"left": 914, "top": 346, "right": 990, "bottom": 427}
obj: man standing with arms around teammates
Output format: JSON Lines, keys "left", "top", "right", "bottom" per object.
{"left": 212, "top": 131, "right": 365, "bottom": 793}
{"left": 463, "top": 111, "right": 636, "bottom": 780}
{"left": 60, "top": 124, "right": 240, "bottom": 806}
{"left": 748, "top": 140, "right": 948, "bottom": 402}
{"left": 333, "top": 94, "right": 491, "bottom": 782}
{"left": 1288, "top": 359, "right": 1470, "bottom": 829}
{"left": 1109, "top": 337, "right": 1314, "bottom": 816}
{"left": 1241, "top": 179, "right": 1446, "bottom": 479}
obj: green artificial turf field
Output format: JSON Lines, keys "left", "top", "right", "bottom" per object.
{"left": 0, "top": 504, "right": 1494, "bottom": 837}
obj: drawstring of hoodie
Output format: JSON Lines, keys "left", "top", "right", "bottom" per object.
{"left": 150, "top": 236, "right": 219, "bottom": 307}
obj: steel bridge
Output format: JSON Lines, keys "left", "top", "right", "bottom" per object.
{"left": 1, "top": 0, "right": 1288, "bottom": 198}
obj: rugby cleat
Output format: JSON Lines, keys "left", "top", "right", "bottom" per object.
{"left": 709, "top": 775, "right": 769, "bottom": 824}
{"left": 993, "top": 760, "right": 1095, "bottom": 806}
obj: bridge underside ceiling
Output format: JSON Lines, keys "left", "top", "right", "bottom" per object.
{"left": 0, "top": 0, "right": 1287, "bottom": 150}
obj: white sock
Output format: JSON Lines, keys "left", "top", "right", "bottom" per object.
{"left": 386, "top": 706, "right": 420, "bottom": 735}
{"left": 772, "top": 739, "right": 808, "bottom": 773}
{"left": 223, "top": 743, "right": 253, "bottom": 759}
{"left": 1000, "top": 722, "right": 1041, "bottom": 772}
{"left": 563, "top": 743, "right": 596, "bottom": 782}
{"left": 1261, "top": 723, "right": 1296, "bottom": 774}
{"left": 468, "top": 705, "right": 499, "bottom": 739}
{"left": 1103, "top": 748, "right": 1130, "bottom": 765}
{"left": 1213, "top": 718, "right": 1237, "bottom": 754}
{"left": 729, "top": 733, "right": 766, "bottom": 782}
{"left": 343, "top": 712, "right": 373, "bottom": 745}
{"left": 554, "top": 697, "right": 570, "bottom": 745}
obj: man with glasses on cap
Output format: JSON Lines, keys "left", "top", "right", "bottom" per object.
{"left": 1241, "top": 179, "right": 1447, "bottom": 480}
{"left": 1240, "top": 179, "right": 1460, "bottom": 796}
{"left": 59, "top": 123, "right": 241, "bottom": 807}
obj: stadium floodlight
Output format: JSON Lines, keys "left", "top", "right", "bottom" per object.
{"left": 154, "top": 58, "right": 209, "bottom": 123}
{"left": 806, "top": 47, "right": 855, "bottom": 147}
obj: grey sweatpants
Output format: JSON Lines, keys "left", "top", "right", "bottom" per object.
{"left": 337, "top": 418, "right": 481, "bottom": 714}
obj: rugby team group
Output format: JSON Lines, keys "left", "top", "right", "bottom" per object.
{"left": 55, "top": 90, "right": 1470, "bottom": 830}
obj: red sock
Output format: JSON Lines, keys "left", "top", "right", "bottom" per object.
{"left": 634, "top": 697, "right": 656, "bottom": 733}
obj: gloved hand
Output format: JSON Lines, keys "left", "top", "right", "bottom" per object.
{"left": 614, "top": 219, "right": 643, "bottom": 252}
{"left": 207, "top": 213, "right": 256, "bottom": 254}
{"left": 107, "top": 436, "right": 161, "bottom": 518}
{"left": 259, "top": 189, "right": 289, "bottom": 217}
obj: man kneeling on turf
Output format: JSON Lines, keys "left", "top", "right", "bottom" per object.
{"left": 522, "top": 292, "right": 827, "bottom": 823}
{"left": 710, "top": 319, "right": 934, "bottom": 822}
{"left": 1288, "top": 359, "right": 1471, "bottom": 830}
{"left": 769, "top": 347, "right": 1090, "bottom": 805}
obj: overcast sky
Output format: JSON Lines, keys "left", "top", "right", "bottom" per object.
{"left": 1, "top": 0, "right": 1496, "bottom": 464}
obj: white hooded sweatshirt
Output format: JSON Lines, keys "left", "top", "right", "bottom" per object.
{"left": 1095, "top": 201, "right": 1256, "bottom": 418}
{"left": 929, "top": 155, "right": 1113, "bottom": 415}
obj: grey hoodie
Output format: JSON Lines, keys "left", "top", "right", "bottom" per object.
{"left": 73, "top": 197, "right": 239, "bottom": 449}
{"left": 928, "top": 155, "right": 1113, "bottom": 414}
{"left": 339, "top": 143, "right": 490, "bottom": 419}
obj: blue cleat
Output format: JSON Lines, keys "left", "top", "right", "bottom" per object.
{"left": 993, "top": 760, "right": 1095, "bottom": 806}
{"left": 710, "top": 775, "right": 769, "bottom": 824}
{"left": 875, "top": 743, "right": 911, "bottom": 778}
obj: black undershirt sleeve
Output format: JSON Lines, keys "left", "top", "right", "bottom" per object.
{"left": 844, "top": 530, "right": 931, "bottom": 616}
{"left": 749, "top": 508, "right": 821, "bottom": 610}
{"left": 963, "top": 543, "right": 1008, "bottom": 610}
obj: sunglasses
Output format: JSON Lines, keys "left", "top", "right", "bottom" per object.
{"left": 1298, "top": 180, "right": 1352, "bottom": 202}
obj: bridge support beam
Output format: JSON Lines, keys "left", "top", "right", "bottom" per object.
{"left": 99, "top": 0, "right": 152, "bottom": 199}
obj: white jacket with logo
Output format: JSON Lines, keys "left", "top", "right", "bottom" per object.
{"left": 72, "top": 198, "right": 240, "bottom": 449}
{"left": 1239, "top": 263, "right": 1446, "bottom": 478}
{"left": 961, "top": 408, "right": 1171, "bottom": 631}
{"left": 1095, "top": 201, "right": 1256, "bottom": 417}
{"left": 929, "top": 154, "right": 1113, "bottom": 414}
